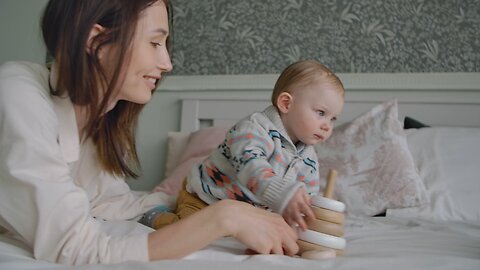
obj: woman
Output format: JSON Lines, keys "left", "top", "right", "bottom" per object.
{"left": 0, "top": 0, "right": 298, "bottom": 265}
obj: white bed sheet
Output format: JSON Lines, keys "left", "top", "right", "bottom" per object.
{"left": 1, "top": 216, "right": 479, "bottom": 270}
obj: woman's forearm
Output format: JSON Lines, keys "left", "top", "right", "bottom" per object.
{"left": 147, "top": 200, "right": 232, "bottom": 260}
{"left": 148, "top": 199, "right": 299, "bottom": 260}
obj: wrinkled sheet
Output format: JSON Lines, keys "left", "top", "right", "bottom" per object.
{"left": 1, "top": 216, "right": 479, "bottom": 270}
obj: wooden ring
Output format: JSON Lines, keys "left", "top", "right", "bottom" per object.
{"left": 301, "top": 249, "right": 336, "bottom": 260}
{"left": 306, "top": 218, "right": 344, "bottom": 237}
{"left": 298, "top": 229, "right": 346, "bottom": 250}
{"left": 311, "top": 196, "right": 345, "bottom": 212}
{"left": 311, "top": 206, "right": 345, "bottom": 224}
{"left": 297, "top": 239, "right": 345, "bottom": 256}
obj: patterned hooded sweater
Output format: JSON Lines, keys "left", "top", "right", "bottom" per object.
{"left": 186, "top": 105, "right": 320, "bottom": 214}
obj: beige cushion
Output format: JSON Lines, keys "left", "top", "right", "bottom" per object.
{"left": 314, "top": 100, "right": 428, "bottom": 216}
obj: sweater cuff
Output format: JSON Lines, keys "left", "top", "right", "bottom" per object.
{"left": 262, "top": 172, "right": 305, "bottom": 214}
{"left": 277, "top": 182, "right": 305, "bottom": 214}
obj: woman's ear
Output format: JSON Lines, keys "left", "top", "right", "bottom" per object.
{"left": 276, "top": 92, "right": 293, "bottom": 114}
{"left": 86, "top": 24, "right": 105, "bottom": 55}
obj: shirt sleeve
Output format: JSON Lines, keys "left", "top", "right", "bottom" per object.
{"left": 77, "top": 142, "right": 175, "bottom": 222}
{"left": 90, "top": 175, "right": 175, "bottom": 222}
{"left": 0, "top": 62, "right": 155, "bottom": 265}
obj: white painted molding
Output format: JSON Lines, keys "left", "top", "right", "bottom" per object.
{"left": 158, "top": 73, "right": 480, "bottom": 92}
{"left": 165, "top": 73, "right": 480, "bottom": 131}
{"left": 180, "top": 96, "right": 480, "bottom": 132}
{"left": 175, "top": 72, "right": 480, "bottom": 131}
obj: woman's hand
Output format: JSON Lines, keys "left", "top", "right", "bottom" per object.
{"left": 148, "top": 199, "right": 298, "bottom": 260}
{"left": 282, "top": 188, "right": 315, "bottom": 231}
{"left": 220, "top": 200, "right": 299, "bottom": 256}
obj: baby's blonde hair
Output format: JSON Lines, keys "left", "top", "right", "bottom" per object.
{"left": 271, "top": 60, "right": 345, "bottom": 106}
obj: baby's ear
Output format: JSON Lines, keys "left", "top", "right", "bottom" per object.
{"left": 277, "top": 92, "right": 293, "bottom": 113}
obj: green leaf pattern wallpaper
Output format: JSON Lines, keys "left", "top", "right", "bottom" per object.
{"left": 169, "top": 0, "right": 479, "bottom": 75}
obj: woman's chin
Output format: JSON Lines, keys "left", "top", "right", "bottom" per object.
{"left": 131, "top": 92, "right": 153, "bottom": 104}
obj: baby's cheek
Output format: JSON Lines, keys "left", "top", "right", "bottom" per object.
{"left": 326, "top": 131, "right": 333, "bottom": 139}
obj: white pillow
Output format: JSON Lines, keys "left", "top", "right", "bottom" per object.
{"left": 314, "top": 100, "right": 428, "bottom": 216}
{"left": 387, "top": 127, "right": 480, "bottom": 221}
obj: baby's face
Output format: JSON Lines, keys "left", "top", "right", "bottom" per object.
{"left": 281, "top": 83, "right": 344, "bottom": 145}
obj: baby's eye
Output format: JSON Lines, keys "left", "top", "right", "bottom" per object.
{"left": 316, "top": 110, "right": 325, "bottom": 116}
{"left": 331, "top": 117, "right": 337, "bottom": 122}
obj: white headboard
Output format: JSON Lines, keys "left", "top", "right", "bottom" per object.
{"left": 158, "top": 72, "right": 480, "bottom": 132}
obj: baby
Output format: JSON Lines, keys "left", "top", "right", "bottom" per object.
{"left": 141, "top": 60, "right": 345, "bottom": 230}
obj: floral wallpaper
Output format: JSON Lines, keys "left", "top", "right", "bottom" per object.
{"left": 169, "top": 0, "right": 480, "bottom": 75}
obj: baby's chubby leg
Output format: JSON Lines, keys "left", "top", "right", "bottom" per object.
{"left": 175, "top": 181, "right": 208, "bottom": 219}
{"left": 141, "top": 180, "right": 209, "bottom": 229}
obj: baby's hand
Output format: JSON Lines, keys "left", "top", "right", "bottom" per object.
{"left": 282, "top": 188, "right": 315, "bottom": 231}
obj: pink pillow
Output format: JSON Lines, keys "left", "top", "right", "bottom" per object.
{"left": 153, "top": 125, "right": 230, "bottom": 195}
{"left": 314, "top": 100, "right": 428, "bottom": 216}
{"left": 163, "top": 131, "right": 191, "bottom": 178}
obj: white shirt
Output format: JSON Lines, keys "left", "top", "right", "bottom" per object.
{"left": 0, "top": 61, "right": 174, "bottom": 265}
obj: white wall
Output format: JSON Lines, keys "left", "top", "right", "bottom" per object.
{"left": 0, "top": 0, "right": 49, "bottom": 64}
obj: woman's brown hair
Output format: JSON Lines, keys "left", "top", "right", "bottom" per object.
{"left": 42, "top": 0, "right": 169, "bottom": 178}
{"left": 271, "top": 60, "right": 344, "bottom": 107}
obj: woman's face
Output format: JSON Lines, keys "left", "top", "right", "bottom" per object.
{"left": 105, "top": 1, "right": 172, "bottom": 108}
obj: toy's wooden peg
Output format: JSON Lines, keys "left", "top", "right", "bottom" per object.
{"left": 323, "top": 169, "right": 337, "bottom": 199}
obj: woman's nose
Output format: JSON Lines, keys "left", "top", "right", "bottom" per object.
{"left": 157, "top": 48, "right": 173, "bottom": 73}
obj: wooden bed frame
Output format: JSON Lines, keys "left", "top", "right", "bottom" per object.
{"left": 157, "top": 73, "right": 480, "bottom": 132}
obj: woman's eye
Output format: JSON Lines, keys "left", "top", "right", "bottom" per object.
{"left": 151, "top": 42, "right": 162, "bottom": 48}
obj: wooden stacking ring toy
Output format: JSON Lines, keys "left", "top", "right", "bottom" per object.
{"left": 298, "top": 229, "right": 346, "bottom": 250}
{"left": 301, "top": 249, "right": 336, "bottom": 260}
{"left": 311, "top": 196, "right": 345, "bottom": 213}
{"left": 306, "top": 218, "right": 344, "bottom": 237}
{"left": 298, "top": 169, "right": 347, "bottom": 259}
{"left": 310, "top": 206, "right": 345, "bottom": 224}
{"left": 297, "top": 239, "right": 344, "bottom": 256}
